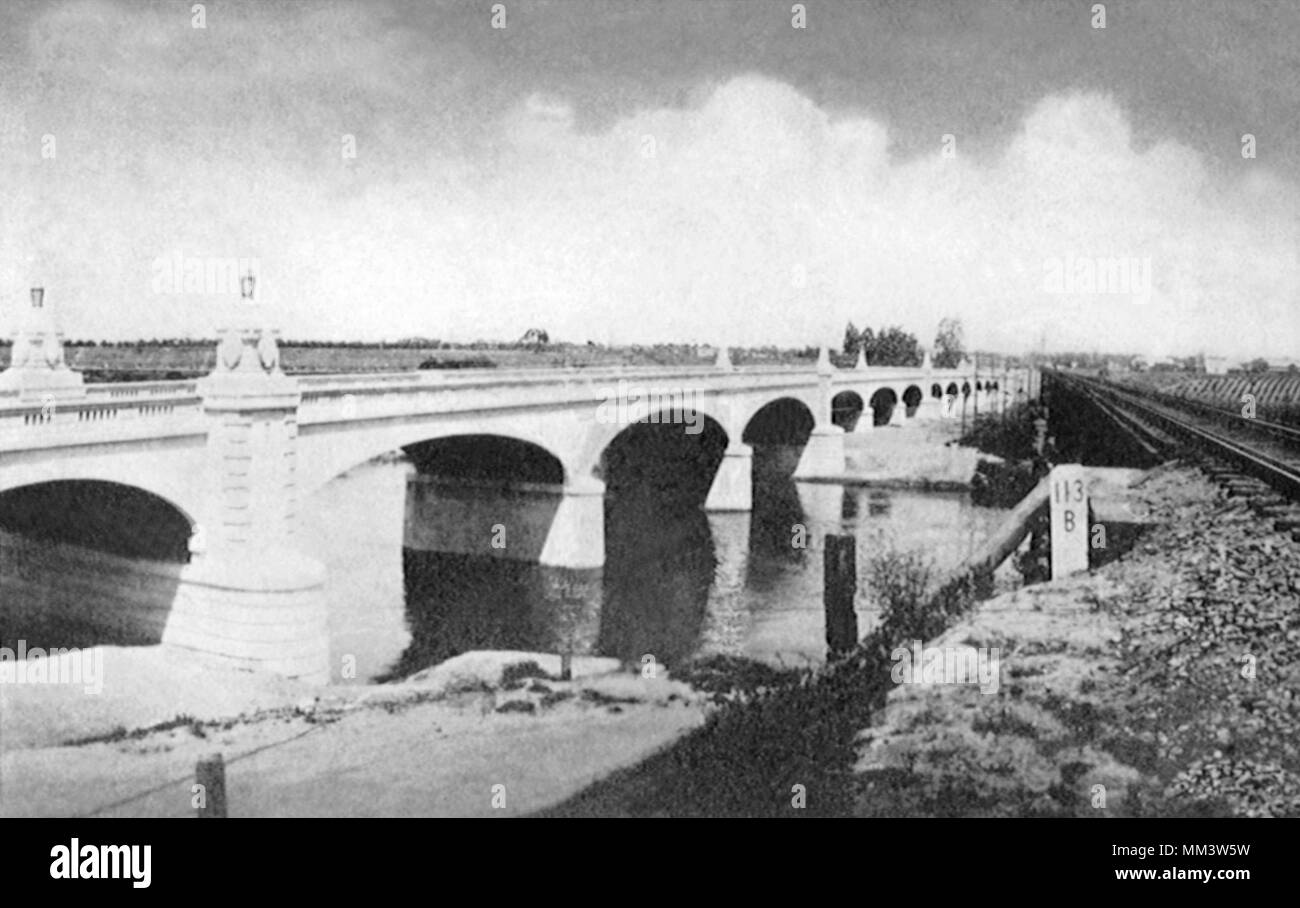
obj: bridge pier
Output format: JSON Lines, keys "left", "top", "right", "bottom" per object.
{"left": 168, "top": 290, "right": 331, "bottom": 682}
{"left": 705, "top": 443, "right": 753, "bottom": 512}
{"left": 796, "top": 346, "right": 847, "bottom": 479}
{"left": 917, "top": 395, "right": 943, "bottom": 421}
{"left": 167, "top": 548, "right": 330, "bottom": 681}
{"left": 794, "top": 425, "right": 846, "bottom": 479}
{"left": 405, "top": 473, "right": 606, "bottom": 570}
{"left": 403, "top": 472, "right": 604, "bottom": 658}
{"left": 539, "top": 476, "right": 606, "bottom": 569}
{"left": 888, "top": 399, "right": 907, "bottom": 426}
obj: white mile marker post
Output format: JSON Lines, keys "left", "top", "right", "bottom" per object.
{"left": 1049, "top": 465, "right": 1089, "bottom": 579}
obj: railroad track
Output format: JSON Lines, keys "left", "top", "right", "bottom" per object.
{"left": 1053, "top": 371, "right": 1300, "bottom": 538}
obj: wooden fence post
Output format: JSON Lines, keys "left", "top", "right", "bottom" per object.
{"left": 824, "top": 533, "right": 858, "bottom": 657}
{"left": 196, "top": 753, "right": 227, "bottom": 818}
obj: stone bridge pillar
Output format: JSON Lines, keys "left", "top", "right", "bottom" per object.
{"left": 794, "top": 346, "right": 845, "bottom": 479}
{"left": 915, "top": 353, "right": 940, "bottom": 421}
{"left": 706, "top": 442, "right": 753, "bottom": 511}
{"left": 166, "top": 281, "right": 329, "bottom": 683}
{"left": 848, "top": 386, "right": 874, "bottom": 433}
{"left": 852, "top": 407, "right": 874, "bottom": 433}
{"left": 539, "top": 475, "right": 606, "bottom": 569}
{"left": 888, "top": 387, "right": 908, "bottom": 426}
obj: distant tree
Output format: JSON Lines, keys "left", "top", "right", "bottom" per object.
{"left": 1244, "top": 357, "right": 1270, "bottom": 374}
{"left": 933, "top": 317, "right": 965, "bottom": 369}
{"left": 867, "top": 325, "right": 922, "bottom": 367}
{"left": 858, "top": 326, "right": 875, "bottom": 362}
{"left": 521, "top": 327, "right": 549, "bottom": 349}
{"left": 843, "top": 321, "right": 861, "bottom": 356}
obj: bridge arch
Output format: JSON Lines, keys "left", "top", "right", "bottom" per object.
{"left": 742, "top": 396, "right": 816, "bottom": 446}
{"left": 0, "top": 479, "right": 195, "bottom": 651}
{"left": 0, "top": 479, "right": 195, "bottom": 562}
{"left": 869, "top": 387, "right": 898, "bottom": 426}
{"left": 569, "top": 399, "right": 736, "bottom": 481}
{"left": 901, "top": 385, "right": 924, "bottom": 417}
{"left": 596, "top": 408, "right": 729, "bottom": 662}
{"left": 404, "top": 434, "right": 565, "bottom": 485}
{"left": 831, "top": 391, "right": 866, "bottom": 432}
{"left": 930, "top": 383, "right": 943, "bottom": 399}
{"left": 728, "top": 392, "right": 817, "bottom": 445}
{"left": 946, "top": 382, "right": 960, "bottom": 398}
{"left": 0, "top": 448, "right": 205, "bottom": 526}
{"left": 300, "top": 423, "right": 575, "bottom": 496}
{"left": 596, "top": 408, "right": 730, "bottom": 507}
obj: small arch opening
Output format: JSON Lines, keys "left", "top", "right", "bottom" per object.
{"left": 869, "top": 387, "right": 899, "bottom": 426}
{"left": 902, "top": 385, "right": 924, "bottom": 417}
{"left": 831, "top": 391, "right": 866, "bottom": 432}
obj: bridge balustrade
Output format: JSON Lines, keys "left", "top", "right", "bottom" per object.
{"left": 0, "top": 394, "right": 203, "bottom": 442}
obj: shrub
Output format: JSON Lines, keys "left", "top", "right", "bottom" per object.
{"left": 865, "top": 547, "right": 936, "bottom": 639}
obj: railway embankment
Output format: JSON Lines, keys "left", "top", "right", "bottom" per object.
{"left": 854, "top": 462, "right": 1300, "bottom": 816}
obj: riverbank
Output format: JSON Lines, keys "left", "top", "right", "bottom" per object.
{"left": 839, "top": 416, "right": 989, "bottom": 489}
{"left": 0, "top": 651, "right": 708, "bottom": 817}
{"left": 538, "top": 462, "right": 1300, "bottom": 816}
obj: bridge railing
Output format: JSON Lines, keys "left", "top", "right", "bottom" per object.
{"left": 0, "top": 382, "right": 204, "bottom": 447}
{"left": 295, "top": 363, "right": 812, "bottom": 390}
{"left": 295, "top": 361, "right": 968, "bottom": 392}
{"left": 83, "top": 379, "right": 200, "bottom": 400}
{"left": 293, "top": 363, "right": 971, "bottom": 424}
{"left": 0, "top": 363, "right": 997, "bottom": 442}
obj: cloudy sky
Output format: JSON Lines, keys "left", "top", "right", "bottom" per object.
{"left": 1, "top": 0, "right": 1297, "bottom": 357}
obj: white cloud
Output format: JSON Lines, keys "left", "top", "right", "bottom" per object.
{"left": 3, "top": 42, "right": 1296, "bottom": 358}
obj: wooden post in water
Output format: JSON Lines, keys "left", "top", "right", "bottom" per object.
{"left": 196, "top": 753, "right": 227, "bottom": 818}
{"left": 824, "top": 534, "right": 858, "bottom": 657}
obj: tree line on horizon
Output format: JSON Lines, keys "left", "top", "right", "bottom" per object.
{"left": 841, "top": 316, "right": 967, "bottom": 368}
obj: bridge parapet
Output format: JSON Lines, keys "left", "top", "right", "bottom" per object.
{"left": 0, "top": 362, "right": 1024, "bottom": 453}
{"left": 85, "top": 380, "right": 200, "bottom": 400}
{"left": 294, "top": 364, "right": 891, "bottom": 427}
{"left": 0, "top": 391, "right": 205, "bottom": 448}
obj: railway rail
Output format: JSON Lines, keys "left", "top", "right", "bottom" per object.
{"left": 1052, "top": 370, "right": 1300, "bottom": 511}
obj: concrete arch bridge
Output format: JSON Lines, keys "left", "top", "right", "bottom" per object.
{"left": 0, "top": 301, "right": 1037, "bottom": 680}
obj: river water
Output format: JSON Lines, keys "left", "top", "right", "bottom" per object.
{"left": 298, "top": 450, "right": 1008, "bottom": 683}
